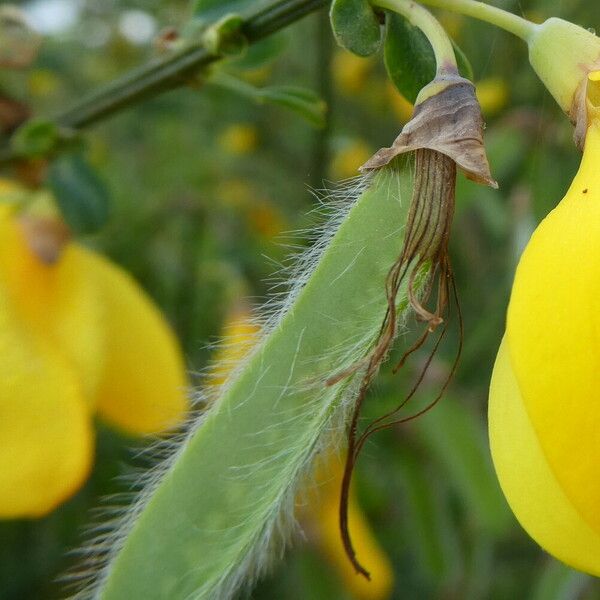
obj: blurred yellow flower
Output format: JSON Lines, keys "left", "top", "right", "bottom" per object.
{"left": 332, "top": 50, "right": 375, "bottom": 96}
{"left": 27, "top": 69, "right": 61, "bottom": 98}
{"left": 216, "top": 179, "right": 257, "bottom": 209}
{"left": 306, "top": 453, "right": 394, "bottom": 600}
{"left": 476, "top": 77, "right": 509, "bottom": 117}
{"left": 247, "top": 199, "right": 287, "bottom": 239}
{"left": 214, "top": 307, "right": 394, "bottom": 599}
{"left": 218, "top": 124, "right": 259, "bottom": 155}
{"left": 489, "top": 73, "right": 600, "bottom": 575}
{"left": 0, "top": 186, "right": 188, "bottom": 519}
{"left": 330, "top": 140, "right": 374, "bottom": 180}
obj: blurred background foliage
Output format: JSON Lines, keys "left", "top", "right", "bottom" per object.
{"left": 0, "top": 0, "right": 599, "bottom": 598}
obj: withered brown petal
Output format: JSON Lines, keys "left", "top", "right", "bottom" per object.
{"left": 361, "top": 75, "right": 498, "bottom": 188}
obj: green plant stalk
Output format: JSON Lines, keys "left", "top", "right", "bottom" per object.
{"left": 0, "top": 0, "right": 327, "bottom": 164}
{"left": 81, "top": 160, "right": 416, "bottom": 599}
{"left": 373, "top": 0, "right": 458, "bottom": 73}
{"left": 418, "top": 0, "right": 536, "bottom": 41}
{"left": 418, "top": 1, "right": 600, "bottom": 140}
{"left": 57, "top": 0, "right": 326, "bottom": 129}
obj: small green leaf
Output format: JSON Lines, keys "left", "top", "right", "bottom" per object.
{"left": 384, "top": 14, "right": 473, "bottom": 103}
{"left": 48, "top": 154, "right": 110, "bottom": 234}
{"left": 259, "top": 85, "right": 327, "bottom": 128}
{"left": 209, "top": 71, "right": 326, "bottom": 127}
{"left": 330, "top": 0, "right": 382, "bottom": 57}
{"left": 11, "top": 119, "right": 61, "bottom": 158}
{"left": 384, "top": 13, "right": 436, "bottom": 104}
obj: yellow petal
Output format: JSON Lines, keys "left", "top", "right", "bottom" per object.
{"left": 506, "top": 119, "right": 600, "bottom": 536}
{"left": 0, "top": 292, "right": 93, "bottom": 518}
{"left": 0, "top": 214, "right": 105, "bottom": 403}
{"left": 306, "top": 453, "right": 394, "bottom": 600}
{"left": 489, "top": 339, "right": 600, "bottom": 575}
{"left": 76, "top": 249, "right": 188, "bottom": 435}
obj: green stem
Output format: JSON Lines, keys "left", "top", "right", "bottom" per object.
{"left": 373, "top": 0, "right": 458, "bottom": 73}
{"left": 418, "top": 0, "right": 536, "bottom": 42}
{"left": 0, "top": 0, "right": 326, "bottom": 164}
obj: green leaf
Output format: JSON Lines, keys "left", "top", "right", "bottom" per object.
{"left": 259, "top": 85, "right": 327, "bottom": 128}
{"left": 209, "top": 71, "right": 327, "bottom": 127}
{"left": 384, "top": 13, "right": 436, "bottom": 104}
{"left": 330, "top": 0, "right": 383, "bottom": 57}
{"left": 384, "top": 14, "right": 473, "bottom": 103}
{"left": 48, "top": 154, "right": 110, "bottom": 234}
{"left": 395, "top": 449, "right": 463, "bottom": 586}
{"left": 413, "top": 398, "right": 513, "bottom": 536}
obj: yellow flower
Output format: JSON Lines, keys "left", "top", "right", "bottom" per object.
{"left": 476, "top": 77, "right": 509, "bottom": 117}
{"left": 332, "top": 50, "right": 375, "bottom": 96}
{"left": 246, "top": 199, "right": 287, "bottom": 239}
{"left": 306, "top": 453, "right": 394, "bottom": 600}
{"left": 27, "top": 69, "right": 61, "bottom": 97}
{"left": 0, "top": 188, "right": 188, "bottom": 518}
{"left": 489, "top": 73, "right": 600, "bottom": 575}
{"left": 330, "top": 140, "right": 374, "bottom": 180}
{"left": 213, "top": 307, "right": 394, "bottom": 599}
{"left": 218, "top": 124, "right": 259, "bottom": 155}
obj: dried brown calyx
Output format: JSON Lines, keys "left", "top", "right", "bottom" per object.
{"left": 361, "top": 74, "right": 497, "bottom": 186}
{"left": 338, "top": 74, "right": 496, "bottom": 580}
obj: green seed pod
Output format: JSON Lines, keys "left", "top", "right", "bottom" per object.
{"left": 74, "top": 161, "right": 415, "bottom": 599}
